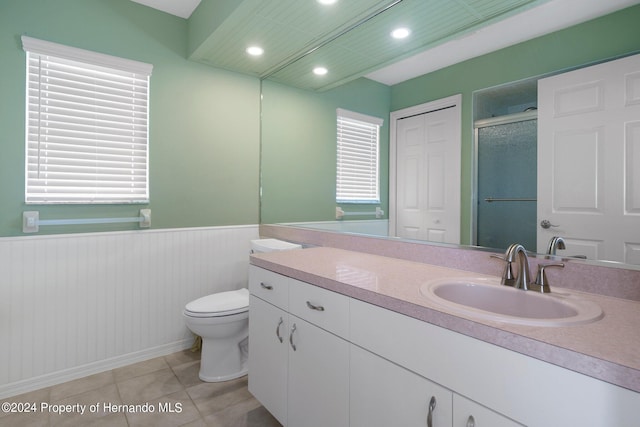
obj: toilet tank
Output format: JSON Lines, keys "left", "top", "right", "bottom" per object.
{"left": 250, "top": 238, "right": 302, "bottom": 253}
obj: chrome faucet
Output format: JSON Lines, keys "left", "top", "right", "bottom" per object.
{"left": 491, "top": 243, "right": 565, "bottom": 293}
{"left": 546, "top": 236, "right": 566, "bottom": 256}
{"left": 504, "top": 244, "right": 531, "bottom": 291}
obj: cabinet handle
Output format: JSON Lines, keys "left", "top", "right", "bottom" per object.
{"left": 275, "top": 317, "right": 284, "bottom": 343}
{"left": 289, "top": 323, "right": 297, "bottom": 351}
{"left": 466, "top": 415, "right": 475, "bottom": 427}
{"left": 427, "top": 396, "right": 436, "bottom": 427}
{"left": 260, "top": 282, "right": 273, "bottom": 290}
{"left": 306, "top": 301, "right": 325, "bottom": 311}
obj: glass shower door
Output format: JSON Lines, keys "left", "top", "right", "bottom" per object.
{"left": 476, "top": 119, "right": 537, "bottom": 251}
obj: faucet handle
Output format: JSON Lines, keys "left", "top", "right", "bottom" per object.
{"left": 490, "top": 254, "right": 516, "bottom": 287}
{"left": 490, "top": 254, "right": 505, "bottom": 262}
{"left": 530, "top": 262, "right": 564, "bottom": 293}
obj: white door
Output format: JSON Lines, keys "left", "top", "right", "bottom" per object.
{"left": 392, "top": 95, "right": 461, "bottom": 243}
{"left": 537, "top": 53, "right": 640, "bottom": 264}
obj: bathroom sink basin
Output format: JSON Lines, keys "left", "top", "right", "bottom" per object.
{"left": 420, "top": 277, "right": 603, "bottom": 326}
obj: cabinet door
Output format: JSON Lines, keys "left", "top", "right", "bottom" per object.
{"left": 454, "top": 394, "right": 524, "bottom": 427}
{"left": 288, "top": 316, "right": 349, "bottom": 427}
{"left": 248, "top": 295, "right": 288, "bottom": 426}
{"left": 350, "top": 345, "right": 453, "bottom": 427}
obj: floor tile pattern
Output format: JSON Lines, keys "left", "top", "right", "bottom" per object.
{"left": 1, "top": 350, "right": 282, "bottom": 427}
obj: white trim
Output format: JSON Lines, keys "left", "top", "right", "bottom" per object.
{"left": 472, "top": 126, "right": 479, "bottom": 246}
{"left": 0, "top": 339, "right": 191, "bottom": 399}
{"left": 336, "top": 108, "right": 384, "bottom": 126}
{"left": 0, "top": 224, "right": 260, "bottom": 243}
{"left": 389, "top": 94, "right": 462, "bottom": 238}
{"left": 21, "top": 35, "right": 153, "bottom": 75}
{"left": 474, "top": 110, "right": 537, "bottom": 128}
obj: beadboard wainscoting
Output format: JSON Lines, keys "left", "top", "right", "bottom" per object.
{"left": 0, "top": 225, "right": 259, "bottom": 399}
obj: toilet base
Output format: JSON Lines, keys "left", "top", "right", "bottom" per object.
{"left": 198, "top": 334, "right": 249, "bottom": 383}
{"left": 199, "top": 367, "right": 248, "bottom": 383}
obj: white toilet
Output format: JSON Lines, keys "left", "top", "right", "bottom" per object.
{"left": 183, "top": 238, "right": 301, "bottom": 382}
{"left": 183, "top": 288, "right": 251, "bottom": 382}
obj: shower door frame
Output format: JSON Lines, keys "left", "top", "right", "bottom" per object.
{"left": 471, "top": 110, "right": 538, "bottom": 247}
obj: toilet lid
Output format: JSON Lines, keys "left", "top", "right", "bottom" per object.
{"left": 185, "top": 288, "right": 249, "bottom": 316}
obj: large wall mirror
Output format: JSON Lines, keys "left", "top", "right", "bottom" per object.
{"left": 259, "top": 0, "right": 640, "bottom": 268}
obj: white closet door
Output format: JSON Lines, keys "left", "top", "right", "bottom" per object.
{"left": 537, "top": 53, "right": 640, "bottom": 264}
{"left": 395, "top": 103, "right": 461, "bottom": 243}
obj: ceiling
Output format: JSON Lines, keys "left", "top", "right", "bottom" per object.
{"left": 131, "top": 0, "right": 639, "bottom": 91}
{"left": 130, "top": 0, "right": 201, "bottom": 19}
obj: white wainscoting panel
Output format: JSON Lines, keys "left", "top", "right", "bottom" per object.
{"left": 0, "top": 225, "right": 259, "bottom": 398}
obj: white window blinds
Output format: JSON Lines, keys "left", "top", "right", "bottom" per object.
{"left": 336, "top": 109, "right": 383, "bottom": 203}
{"left": 22, "top": 36, "right": 153, "bottom": 204}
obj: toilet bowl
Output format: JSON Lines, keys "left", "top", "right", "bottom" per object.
{"left": 184, "top": 238, "right": 301, "bottom": 383}
{"left": 183, "top": 288, "right": 250, "bottom": 382}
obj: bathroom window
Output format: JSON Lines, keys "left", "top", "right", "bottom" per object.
{"left": 336, "top": 109, "right": 382, "bottom": 203}
{"left": 22, "top": 36, "right": 152, "bottom": 204}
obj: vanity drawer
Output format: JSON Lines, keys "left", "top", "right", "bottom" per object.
{"left": 289, "top": 279, "right": 349, "bottom": 339}
{"left": 249, "top": 265, "right": 290, "bottom": 310}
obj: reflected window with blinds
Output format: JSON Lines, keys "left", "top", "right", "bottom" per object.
{"left": 336, "top": 108, "right": 383, "bottom": 203}
{"left": 22, "top": 36, "right": 153, "bottom": 204}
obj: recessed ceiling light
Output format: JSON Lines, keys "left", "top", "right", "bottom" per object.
{"left": 317, "top": 0, "right": 338, "bottom": 5}
{"left": 313, "top": 67, "right": 328, "bottom": 76}
{"left": 391, "top": 27, "right": 411, "bottom": 39}
{"left": 246, "top": 46, "right": 264, "bottom": 56}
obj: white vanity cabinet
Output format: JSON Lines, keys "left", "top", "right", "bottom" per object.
{"left": 250, "top": 264, "right": 640, "bottom": 426}
{"left": 248, "top": 266, "right": 349, "bottom": 427}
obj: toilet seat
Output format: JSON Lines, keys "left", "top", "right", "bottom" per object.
{"left": 184, "top": 288, "right": 249, "bottom": 318}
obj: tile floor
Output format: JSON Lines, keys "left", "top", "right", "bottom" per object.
{"left": 0, "top": 349, "right": 282, "bottom": 427}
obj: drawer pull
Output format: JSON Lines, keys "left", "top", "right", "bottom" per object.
{"left": 260, "top": 282, "right": 273, "bottom": 290}
{"left": 289, "top": 323, "right": 297, "bottom": 351}
{"left": 306, "top": 301, "right": 325, "bottom": 311}
{"left": 275, "top": 317, "right": 284, "bottom": 343}
{"left": 427, "top": 396, "right": 436, "bottom": 427}
{"left": 466, "top": 415, "right": 475, "bottom": 427}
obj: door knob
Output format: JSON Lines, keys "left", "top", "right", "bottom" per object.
{"left": 540, "top": 219, "right": 559, "bottom": 229}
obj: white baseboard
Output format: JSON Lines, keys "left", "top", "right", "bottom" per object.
{"left": 0, "top": 338, "right": 193, "bottom": 399}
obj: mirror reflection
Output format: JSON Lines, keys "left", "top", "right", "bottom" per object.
{"left": 259, "top": 2, "right": 640, "bottom": 266}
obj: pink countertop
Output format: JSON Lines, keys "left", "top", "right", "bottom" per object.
{"left": 250, "top": 246, "right": 640, "bottom": 393}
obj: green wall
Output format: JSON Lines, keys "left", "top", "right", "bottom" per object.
{"left": 260, "top": 78, "right": 391, "bottom": 224}
{"left": 4, "top": 2, "right": 639, "bottom": 239}
{"left": 0, "top": 0, "right": 260, "bottom": 237}
{"left": 391, "top": 5, "right": 640, "bottom": 245}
